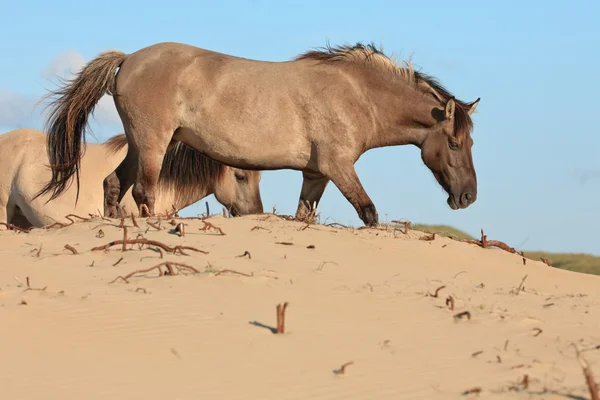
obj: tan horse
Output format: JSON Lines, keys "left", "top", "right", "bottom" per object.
{"left": 36, "top": 42, "right": 480, "bottom": 226}
{"left": 0, "top": 128, "right": 263, "bottom": 229}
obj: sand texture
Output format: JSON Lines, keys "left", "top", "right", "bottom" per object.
{"left": 1, "top": 214, "right": 598, "bottom": 399}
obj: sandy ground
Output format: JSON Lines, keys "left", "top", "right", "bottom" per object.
{"left": 0, "top": 214, "right": 598, "bottom": 400}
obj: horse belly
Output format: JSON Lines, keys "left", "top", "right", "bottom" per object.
{"left": 175, "top": 125, "right": 310, "bottom": 170}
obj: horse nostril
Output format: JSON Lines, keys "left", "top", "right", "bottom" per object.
{"left": 460, "top": 192, "right": 473, "bottom": 206}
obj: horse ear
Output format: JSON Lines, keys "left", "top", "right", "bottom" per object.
{"left": 467, "top": 98, "right": 480, "bottom": 116}
{"left": 444, "top": 98, "right": 456, "bottom": 120}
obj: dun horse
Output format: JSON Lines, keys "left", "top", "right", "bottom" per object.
{"left": 36, "top": 42, "right": 480, "bottom": 226}
{"left": 1, "top": 128, "right": 263, "bottom": 229}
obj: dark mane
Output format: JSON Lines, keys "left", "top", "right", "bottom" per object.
{"left": 295, "top": 42, "right": 476, "bottom": 137}
{"left": 413, "top": 71, "right": 477, "bottom": 139}
{"left": 104, "top": 134, "right": 226, "bottom": 204}
{"left": 295, "top": 42, "right": 387, "bottom": 63}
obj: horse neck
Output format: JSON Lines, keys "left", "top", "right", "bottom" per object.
{"left": 153, "top": 180, "right": 215, "bottom": 214}
{"left": 359, "top": 72, "right": 444, "bottom": 151}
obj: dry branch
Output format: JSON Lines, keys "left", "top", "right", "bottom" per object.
{"left": 64, "top": 244, "right": 79, "bottom": 255}
{"left": 511, "top": 274, "right": 528, "bottom": 295}
{"left": 572, "top": 343, "right": 599, "bottom": 400}
{"left": 461, "top": 229, "right": 517, "bottom": 255}
{"left": 276, "top": 302, "right": 289, "bottom": 334}
{"left": 333, "top": 361, "right": 354, "bottom": 375}
{"left": 462, "top": 387, "right": 482, "bottom": 395}
{"left": 326, "top": 222, "right": 348, "bottom": 229}
{"left": 214, "top": 269, "right": 254, "bottom": 277}
{"left": 236, "top": 251, "right": 251, "bottom": 259}
{"left": 420, "top": 232, "right": 436, "bottom": 241}
{"left": 540, "top": 257, "right": 552, "bottom": 267}
{"left": 391, "top": 220, "right": 412, "bottom": 234}
{"left": 275, "top": 241, "right": 294, "bottom": 246}
{"left": 200, "top": 221, "right": 225, "bottom": 235}
{"left": 23, "top": 277, "right": 47, "bottom": 292}
{"left": 112, "top": 257, "right": 124, "bottom": 266}
{"left": 110, "top": 262, "right": 201, "bottom": 284}
{"left": 130, "top": 213, "right": 139, "bottom": 227}
{"left": 92, "top": 238, "right": 208, "bottom": 255}
{"left": 454, "top": 311, "right": 471, "bottom": 321}
{"left": 428, "top": 285, "right": 446, "bottom": 298}
{"left": 177, "top": 223, "right": 186, "bottom": 237}
{"left": 147, "top": 221, "right": 162, "bottom": 230}
{"left": 0, "top": 223, "right": 30, "bottom": 233}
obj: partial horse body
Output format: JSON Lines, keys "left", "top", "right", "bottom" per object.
{"left": 0, "top": 128, "right": 262, "bottom": 229}
{"left": 36, "top": 42, "right": 480, "bottom": 226}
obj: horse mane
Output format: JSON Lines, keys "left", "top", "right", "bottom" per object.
{"left": 104, "top": 134, "right": 227, "bottom": 204}
{"left": 295, "top": 42, "right": 476, "bottom": 137}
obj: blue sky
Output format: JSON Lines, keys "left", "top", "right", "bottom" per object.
{"left": 1, "top": 0, "right": 598, "bottom": 255}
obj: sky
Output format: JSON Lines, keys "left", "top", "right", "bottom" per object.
{"left": 0, "top": 0, "right": 598, "bottom": 255}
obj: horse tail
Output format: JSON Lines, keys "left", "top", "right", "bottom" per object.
{"left": 33, "top": 50, "right": 127, "bottom": 203}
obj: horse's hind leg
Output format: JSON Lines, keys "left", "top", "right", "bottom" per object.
{"left": 103, "top": 147, "right": 139, "bottom": 218}
{"left": 295, "top": 170, "right": 330, "bottom": 222}
{"left": 130, "top": 130, "right": 173, "bottom": 217}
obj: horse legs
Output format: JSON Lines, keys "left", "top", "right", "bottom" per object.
{"left": 131, "top": 133, "right": 173, "bottom": 217}
{"left": 323, "top": 163, "right": 378, "bottom": 227}
{"left": 295, "top": 170, "right": 330, "bottom": 221}
{"left": 103, "top": 147, "right": 139, "bottom": 218}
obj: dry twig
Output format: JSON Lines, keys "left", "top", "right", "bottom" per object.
{"left": 0, "top": 223, "right": 30, "bottom": 233}
{"left": 540, "top": 257, "right": 552, "bottom": 267}
{"left": 391, "top": 220, "right": 412, "bottom": 234}
{"left": 333, "top": 361, "right": 354, "bottom": 375}
{"left": 110, "top": 262, "right": 201, "bottom": 284}
{"left": 454, "top": 311, "right": 471, "bottom": 321}
{"left": 175, "top": 223, "right": 186, "bottom": 237}
{"left": 92, "top": 236, "right": 208, "bottom": 255}
{"left": 511, "top": 274, "right": 528, "bottom": 295}
{"left": 462, "top": 387, "right": 482, "bottom": 395}
{"left": 571, "top": 343, "right": 599, "bottom": 400}
{"left": 200, "top": 221, "right": 225, "bottom": 235}
{"left": 147, "top": 221, "right": 162, "bottom": 230}
{"left": 214, "top": 269, "right": 254, "bottom": 277}
{"left": 64, "top": 244, "right": 79, "bottom": 255}
{"left": 446, "top": 295, "right": 455, "bottom": 310}
{"left": 462, "top": 229, "right": 517, "bottom": 254}
{"left": 130, "top": 213, "right": 139, "bottom": 227}
{"left": 276, "top": 302, "right": 289, "bottom": 334}
{"left": 23, "top": 277, "right": 47, "bottom": 292}
{"left": 428, "top": 285, "right": 446, "bottom": 298}
{"left": 420, "top": 232, "right": 436, "bottom": 241}
{"left": 236, "top": 251, "right": 251, "bottom": 259}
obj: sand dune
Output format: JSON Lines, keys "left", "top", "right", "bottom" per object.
{"left": 1, "top": 214, "right": 598, "bottom": 399}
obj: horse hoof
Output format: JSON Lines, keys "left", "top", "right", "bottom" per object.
{"left": 361, "top": 204, "right": 379, "bottom": 227}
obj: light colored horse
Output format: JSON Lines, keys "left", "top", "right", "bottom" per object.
{"left": 0, "top": 128, "right": 263, "bottom": 229}
{"left": 36, "top": 42, "right": 480, "bottom": 226}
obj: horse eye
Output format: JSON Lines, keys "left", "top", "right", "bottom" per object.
{"left": 448, "top": 140, "right": 460, "bottom": 150}
{"left": 235, "top": 173, "right": 246, "bottom": 182}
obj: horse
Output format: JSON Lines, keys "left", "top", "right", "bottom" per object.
{"left": 0, "top": 128, "right": 263, "bottom": 229}
{"left": 35, "top": 41, "right": 480, "bottom": 227}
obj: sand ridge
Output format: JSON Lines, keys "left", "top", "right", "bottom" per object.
{"left": 0, "top": 214, "right": 598, "bottom": 399}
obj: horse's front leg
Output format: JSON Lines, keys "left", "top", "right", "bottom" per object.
{"left": 323, "top": 163, "right": 378, "bottom": 227}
